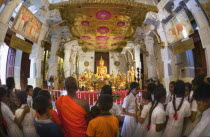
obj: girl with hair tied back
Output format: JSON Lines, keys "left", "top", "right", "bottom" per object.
{"left": 121, "top": 82, "right": 140, "bottom": 137}
{"left": 147, "top": 87, "right": 166, "bottom": 137}
{"left": 163, "top": 80, "right": 191, "bottom": 137}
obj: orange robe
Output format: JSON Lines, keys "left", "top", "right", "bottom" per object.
{"left": 56, "top": 95, "right": 88, "bottom": 137}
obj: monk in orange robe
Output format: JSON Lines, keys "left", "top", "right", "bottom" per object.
{"left": 56, "top": 77, "right": 90, "bottom": 137}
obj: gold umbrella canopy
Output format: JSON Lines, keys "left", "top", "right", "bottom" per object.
{"left": 49, "top": 0, "right": 158, "bottom": 52}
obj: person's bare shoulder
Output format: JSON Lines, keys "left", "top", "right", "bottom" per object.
{"left": 74, "top": 98, "right": 90, "bottom": 112}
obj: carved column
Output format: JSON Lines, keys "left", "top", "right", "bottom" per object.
{"left": 145, "top": 36, "right": 157, "bottom": 79}
{"left": 0, "top": 0, "right": 22, "bottom": 45}
{"left": 48, "top": 35, "right": 61, "bottom": 78}
{"left": 28, "top": 10, "right": 49, "bottom": 87}
{"left": 63, "top": 42, "right": 72, "bottom": 78}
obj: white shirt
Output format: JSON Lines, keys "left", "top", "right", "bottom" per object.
{"left": 93, "top": 101, "right": 121, "bottom": 116}
{"left": 122, "top": 93, "right": 137, "bottom": 113}
{"left": 189, "top": 107, "right": 210, "bottom": 137}
{"left": 1, "top": 102, "right": 15, "bottom": 128}
{"left": 147, "top": 102, "right": 166, "bottom": 137}
{"left": 27, "top": 95, "right": 33, "bottom": 108}
{"left": 163, "top": 98, "right": 191, "bottom": 137}
{"left": 141, "top": 102, "right": 152, "bottom": 122}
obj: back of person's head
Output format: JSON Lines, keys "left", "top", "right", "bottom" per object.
{"left": 101, "top": 85, "right": 112, "bottom": 95}
{"left": 154, "top": 87, "right": 166, "bottom": 102}
{"left": 65, "top": 77, "right": 78, "bottom": 93}
{"left": 38, "top": 90, "right": 51, "bottom": 100}
{"left": 174, "top": 80, "right": 185, "bottom": 97}
{"left": 0, "top": 87, "right": 7, "bottom": 99}
{"left": 194, "top": 74, "right": 206, "bottom": 87}
{"left": 169, "top": 81, "right": 176, "bottom": 86}
{"left": 193, "top": 83, "right": 210, "bottom": 101}
{"left": 147, "top": 83, "right": 156, "bottom": 94}
{"left": 98, "top": 94, "right": 113, "bottom": 111}
{"left": 6, "top": 77, "right": 15, "bottom": 89}
{"left": 32, "top": 87, "right": 41, "bottom": 101}
{"left": 157, "top": 84, "right": 164, "bottom": 89}
{"left": 25, "top": 85, "right": 33, "bottom": 92}
{"left": 207, "top": 77, "right": 210, "bottom": 85}
{"left": 17, "top": 90, "right": 27, "bottom": 104}
{"left": 142, "top": 91, "right": 152, "bottom": 101}
{"left": 34, "top": 95, "right": 49, "bottom": 115}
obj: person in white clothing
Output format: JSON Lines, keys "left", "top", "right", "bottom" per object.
{"left": 147, "top": 87, "right": 166, "bottom": 137}
{"left": 163, "top": 80, "right": 191, "bottom": 137}
{"left": 183, "top": 82, "right": 201, "bottom": 137}
{"left": 92, "top": 85, "right": 121, "bottom": 117}
{"left": 133, "top": 91, "right": 152, "bottom": 137}
{"left": 189, "top": 83, "right": 210, "bottom": 137}
{"left": 15, "top": 90, "right": 39, "bottom": 137}
{"left": 121, "top": 82, "right": 140, "bottom": 137}
{"left": 0, "top": 87, "right": 30, "bottom": 137}
{"left": 26, "top": 85, "right": 33, "bottom": 108}
{"left": 166, "top": 81, "right": 175, "bottom": 104}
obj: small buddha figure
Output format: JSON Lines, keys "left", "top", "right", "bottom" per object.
{"left": 129, "top": 66, "right": 135, "bottom": 82}
{"left": 96, "top": 56, "right": 107, "bottom": 76}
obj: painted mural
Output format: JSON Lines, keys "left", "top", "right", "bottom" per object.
{"left": 11, "top": 5, "right": 42, "bottom": 43}
{"left": 164, "top": 10, "right": 194, "bottom": 46}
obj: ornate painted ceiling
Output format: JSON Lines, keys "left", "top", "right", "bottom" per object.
{"left": 50, "top": 0, "right": 158, "bottom": 52}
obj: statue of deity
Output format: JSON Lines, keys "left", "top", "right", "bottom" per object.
{"left": 128, "top": 66, "right": 135, "bottom": 82}
{"left": 96, "top": 56, "right": 107, "bottom": 76}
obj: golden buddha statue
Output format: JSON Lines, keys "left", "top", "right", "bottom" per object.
{"left": 128, "top": 66, "right": 135, "bottom": 82}
{"left": 96, "top": 56, "right": 107, "bottom": 76}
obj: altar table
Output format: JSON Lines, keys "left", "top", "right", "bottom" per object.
{"left": 45, "top": 89, "right": 146, "bottom": 106}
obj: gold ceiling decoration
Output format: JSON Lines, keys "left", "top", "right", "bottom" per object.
{"left": 50, "top": 0, "right": 158, "bottom": 52}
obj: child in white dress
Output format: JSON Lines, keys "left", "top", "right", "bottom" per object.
{"left": 182, "top": 83, "right": 201, "bottom": 136}
{"left": 26, "top": 85, "right": 33, "bottom": 108}
{"left": 133, "top": 91, "right": 152, "bottom": 137}
{"left": 147, "top": 87, "right": 166, "bottom": 137}
{"left": 15, "top": 90, "right": 39, "bottom": 137}
{"left": 0, "top": 87, "right": 30, "bottom": 137}
{"left": 189, "top": 83, "right": 210, "bottom": 137}
{"left": 163, "top": 80, "right": 191, "bottom": 137}
{"left": 121, "top": 82, "right": 140, "bottom": 137}
{"left": 166, "top": 81, "right": 175, "bottom": 104}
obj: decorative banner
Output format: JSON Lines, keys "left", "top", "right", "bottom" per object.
{"left": 0, "top": 0, "right": 5, "bottom": 7}
{"left": 11, "top": 5, "right": 42, "bottom": 43}
{"left": 172, "top": 38, "right": 194, "bottom": 54}
{"left": 164, "top": 10, "right": 194, "bottom": 46}
{"left": 10, "top": 35, "right": 33, "bottom": 54}
{"left": 198, "top": 0, "right": 210, "bottom": 20}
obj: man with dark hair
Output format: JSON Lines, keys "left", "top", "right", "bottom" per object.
{"left": 56, "top": 77, "right": 89, "bottom": 137}
{"left": 87, "top": 94, "right": 119, "bottom": 137}
{"left": 6, "top": 77, "right": 20, "bottom": 113}
{"left": 189, "top": 83, "right": 210, "bottom": 137}
{"left": 25, "top": 85, "right": 33, "bottom": 108}
{"left": 34, "top": 96, "right": 64, "bottom": 137}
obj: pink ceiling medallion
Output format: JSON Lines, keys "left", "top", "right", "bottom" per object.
{"left": 117, "top": 22, "right": 125, "bottom": 27}
{"left": 96, "top": 36, "right": 109, "bottom": 41}
{"left": 82, "top": 36, "right": 91, "bottom": 40}
{"left": 97, "top": 27, "right": 109, "bottom": 34}
{"left": 113, "top": 36, "right": 123, "bottom": 40}
{"left": 81, "top": 21, "right": 89, "bottom": 26}
{"left": 98, "top": 46, "right": 107, "bottom": 49}
{"left": 98, "top": 42, "right": 106, "bottom": 45}
{"left": 96, "top": 10, "right": 111, "bottom": 20}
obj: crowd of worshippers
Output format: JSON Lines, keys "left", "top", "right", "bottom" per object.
{"left": 0, "top": 75, "right": 210, "bottom": 137}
